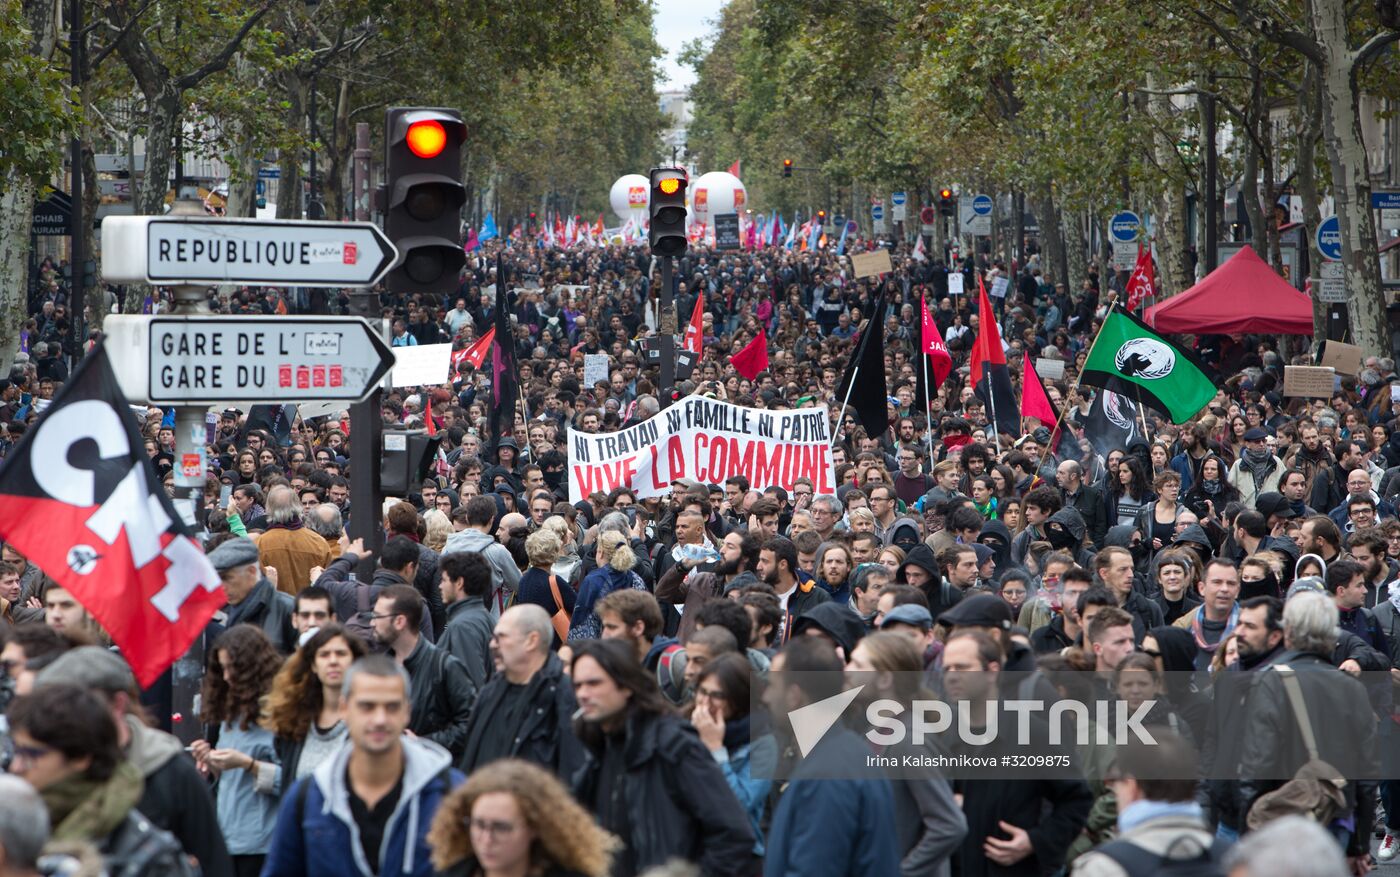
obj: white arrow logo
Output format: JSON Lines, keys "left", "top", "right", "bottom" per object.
{"left": 789, "top": 685, "right": 865, "bottom": 757}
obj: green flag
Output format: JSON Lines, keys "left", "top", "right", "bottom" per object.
{"left": 1081, "top": 307, "right": 1216, "bottom": 423}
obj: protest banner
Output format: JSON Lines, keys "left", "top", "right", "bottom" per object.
{"left": 850, "top": 249, "right": 892, "bottom": 279}
{"left": 1283, "top": 365, "right": 1337, "bottom": 398}
{"left": 567, "top": 395, "right": 837, "bottom": 504}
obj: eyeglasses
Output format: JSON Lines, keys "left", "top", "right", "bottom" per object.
{"left": 10, "top": 743, "right": 51, "bottom": 764}
{"left": 468, "top": 818, "right": 520, "bottom": 838}
{"left": 695, "top": 687, "right": 726, "bottom": 701}
{"left": 369, "top": 612, "right": 402, "bottom": 621}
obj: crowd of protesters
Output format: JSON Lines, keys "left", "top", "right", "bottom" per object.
{"left": 1, "top": 233, "right": 1399, "bottom": 877}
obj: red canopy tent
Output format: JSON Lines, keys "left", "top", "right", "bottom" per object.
{"left": 1143, "top": 245, "right": 1314, "bottom": 335}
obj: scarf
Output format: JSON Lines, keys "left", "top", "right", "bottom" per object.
{"left": 1241, "top": 448, "right": 1276, "bottom": 489}
{"left": 1198, "top": 478, "right": 1222, "bottom": 496}
{"left": 974, "top": 497, "right": 999, "bottom": 520}
{"left": 1189, "top": 603, "right": 1239, "bottom": 653}
{"left": 1118, "top": 799, "right": 1204, "bottom": 835}
{"left": 266, "top": 518, "right": 304, "bottom": 532}
{"left": 43, "top": 761, "right": 144, "bottom": 843}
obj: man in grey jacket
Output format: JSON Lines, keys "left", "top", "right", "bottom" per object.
{"left": 437, "top": 552, "right": 495, "bottom": 689}
{"left": 442, "top": 495, "right": 521, "bottom": 618}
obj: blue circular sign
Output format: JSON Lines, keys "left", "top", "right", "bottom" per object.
{"left": 871, "top": 204, "right": 884, "bottom": 220}
{"left": 890, "top": 191, "right": 907, "bottom": 206}
{"left": 1316, "top": 215, "right": 1342, "bottom": 261}
{"left": 972, "top": 194, "right": 993, "bottom": 216}
{"left": 1109, "top": 210, "right": 1141, "bottom": 243}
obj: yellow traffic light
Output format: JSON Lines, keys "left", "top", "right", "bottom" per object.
{"left": 658, "top": 178, "right": 681, "bottom": 195}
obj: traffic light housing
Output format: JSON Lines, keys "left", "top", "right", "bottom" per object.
{"left": 649, "top": 166, "right": 688, "bottom": 257}
{"left": 782, "top": 159, "right": 793, "bottom": 178}
{"left": 817, "top": 210, "right": 827, "bottom": 222}
{"left": 938, "top": 187, "right": 956, "bottom": 217}
{"left": 384, "top": 107, "right": 467, "bottom": 296}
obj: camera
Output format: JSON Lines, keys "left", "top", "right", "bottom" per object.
{"left": 1188, "top": 499, "right": 1211, "bottom": 518}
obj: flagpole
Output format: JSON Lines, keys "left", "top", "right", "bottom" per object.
{"left": 920, "top": 350, "right": 936, "bottom": 465}
{"left": 831, "top": 290, "right": 886, "bottom": 450}
{"left": 985, "top": 366, "right": 1002, "bottom": 455}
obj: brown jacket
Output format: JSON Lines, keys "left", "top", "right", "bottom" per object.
{"left": 257, "top": 523, "right": 334, "bottom": 594}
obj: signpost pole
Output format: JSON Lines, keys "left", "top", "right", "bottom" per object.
{"left": 347, "top": 290, "right": 384, "bottom": 579}
{"left": 164, "top": 198, "right": 211, "bottom": 746}
{"left": 659, "top": 255, "right": 676, "bottom": 407}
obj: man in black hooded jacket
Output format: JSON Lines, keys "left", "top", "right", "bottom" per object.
{"left": 897, "top": 543, "right": 961, "bottom": 622}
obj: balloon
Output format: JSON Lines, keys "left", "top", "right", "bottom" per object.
{"left": 609, "top": 174, "right": 650, "bottom": 222}
{"left": 689, "top": 171, "right": 746, "bottom": 221}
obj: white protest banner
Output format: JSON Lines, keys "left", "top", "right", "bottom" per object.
{"left": 583, "top": 354, "right": 611, "bottom": 388}
{"left": 990, "top": 276, "right": 1009, "bottom": 298}
{"left": 391, "top": 343, "right": 452, "bottom": 387}
{"left": 947, "top": 272, "right": 964, "bottom": 295}
{"left": 567, "top": 395, "right": 837, "bottom": 505}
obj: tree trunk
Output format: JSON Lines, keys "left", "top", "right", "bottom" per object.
{"left": 223, "top": 56, "right": 259, "bottom": 219}
{"left": 1035, "top": 184, "right": 1066, "bottom": 289}
{"left": 1296, "top": 63, "right": 1327, "bottom": 339}
{"left": 123, "top": 89, "right": 179, "bottom": 313}
{"left": 1066, "top": 211, "right": 1088, "bottom": 292}
{"left": 1309, "top": 0, "right": 1389, "bottom": 350}
{"left": 324, "top": 78, "right": 352, "bottom": 222}
{"left": 277, "top": 70, "right": 307, "bottom": 220}
{"left": 1147, "top": 73, "right": 1189, "bottom": 296}
{"left": 80, "top": 111, "right": 100, "bottom": 331}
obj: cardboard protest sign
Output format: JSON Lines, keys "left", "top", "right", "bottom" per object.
{"left": 1319, "top": 340, "right": 1362, "bottom": 376}
{"left": 567, "top": 396, "right": 837, "bottom": 504}
{"left": 1283, "top": 365, "right": 1336, "bottom": 398}
{"left": 850, "top": 249, "right": 892, "bottom": 279}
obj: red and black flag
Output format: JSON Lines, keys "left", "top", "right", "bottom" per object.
{"left": 970, "top": 276, "right": 1020, "bottom": 439}
{"left": 836, "top": 291, "right": 889, "bottom": 438}
{"left": 0, "top": 345, "right": 223, "bottom": 687}
{"left": 490, "top": 254, "right": 519, "bottom": 447}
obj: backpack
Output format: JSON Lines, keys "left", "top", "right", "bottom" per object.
{"left": 102, "top": 812, "right": 196, "bottom": 877}
{"left": 1245, "top": 664, "right": 1348, "bottom": 829}
{"left": 343, "top": 576, "right": 381, "bottom": 653}
{"left": 1095, "top": 833, "right": 1230, "bottom": 877}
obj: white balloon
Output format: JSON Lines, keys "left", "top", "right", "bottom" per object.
{"left": 689, "top": 171, "right": 747, "bottom": 221}
{"left": 609, "top": 174, "right": 650, "bottom": 222}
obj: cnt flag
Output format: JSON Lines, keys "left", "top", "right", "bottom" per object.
{"left": 684, "top": 295, "right": 705, "bottom": 354}
{"left": 0, "top": 345, "right": 223, "bottom": 686}
{"left": 453, "top": 327, "right": 495, "bottom": 372}
{"left": 970, "top": 277, "right": 1020, "bottom": 438}
{"left": 1081, "top": 306, "right": 1214, "bottom": 424}
{"left": 1123, "top": 244, "right": 1156, "bottom": 311}
{"left": 490, "top": 256, "right": 519, "bottom": 446}
{"left": 920, "top": 293, "right": 952, "bottom": 388}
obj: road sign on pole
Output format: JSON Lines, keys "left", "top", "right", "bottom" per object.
{"left": 1109, "top": 210, "right": 1141, "bottom": 270}
{"left": 101, "top": 314, "right": 395, "bottom": 405}
{"left": 1316, "top": 215, "right": 1342, "bottom": 261}
{"left": 919, "top": 205, "right": 936, "bottom": 235}
{"left": 959, "top": 194, "right": 992, "bottom": 236}
{"left": 1316, "top": 260, "right": 1346, "bottom": 303}
{"left": 890, "top": 191, "right": 907, "bottom": 221}
{"left": 100, "top": 216, "right": 399, "bottom": 286}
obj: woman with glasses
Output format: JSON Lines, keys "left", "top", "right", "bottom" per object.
{"left": 688, "top": 653, "right": 774, "bottom": 861}
{"left": 427, "top": 759, "right": 617, "bottom": 877}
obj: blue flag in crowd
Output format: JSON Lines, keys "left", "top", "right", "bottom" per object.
{"left": 479, "top": 213, "right": 499, "bottom": 242}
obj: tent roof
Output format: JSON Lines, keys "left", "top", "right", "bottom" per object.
{"left": 1143, "top": 245, "right": 1314, "bottom": 335}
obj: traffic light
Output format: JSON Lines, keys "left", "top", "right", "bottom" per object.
{"left": 649, "top": 166, "right": 688, "bottom": 257}
{"left": 384, "top": 107, "right": 467, "bottom": 296}
{"left": 782, "top": 159, "right": 793, "bottom": 178}
{"left": 938, "top": 187, "right": 956, "bottom": 217}
{"left": 817, "top": 210, "right": 827, "bottom": 223}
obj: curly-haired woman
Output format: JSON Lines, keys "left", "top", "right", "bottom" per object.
{"left": 262, "top": 624, "right": 367, "bottom": 789}
{"left": 427, "top": 759, "right": 617, "bottom": 877}
{"left": 190, "top": 625, "right": 285, "bottom": 877}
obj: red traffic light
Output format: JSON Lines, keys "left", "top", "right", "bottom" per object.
{"left": 406, "top": 120, "right": 447, "bottom": 158}
{"left": 658, "top": 178, "right": 681, "bottom": 195}
{"left": 783, "top": 159, "right": 793, "bottom": 168}
{"left": 939, "top": 188, "right": 953, "bottom": 199}
{"left": 817, "top": 210, "right": 826, "bottom": 219}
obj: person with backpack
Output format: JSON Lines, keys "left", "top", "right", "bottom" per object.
{"left": 1071, "top": 731, "right": 1227, "bottom": 877}
{"left": 262, "top": 655, "right": 463, "bottom": 877}
{"left": 6, "top": 684, "right": 194, "bottom": 877}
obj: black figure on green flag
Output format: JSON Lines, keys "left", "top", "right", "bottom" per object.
{"left": 1080, "top": 306, "right": 1216, "bottom": 424}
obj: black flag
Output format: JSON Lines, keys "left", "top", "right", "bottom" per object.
{"left": 490, "top": 254, "right": 519, "bottom": 448}
{"left": 836, "top": 292, "right": 889, "bottom": 438}
{"left": 1082, "top": 388, "right": 1141, "bottom": 457}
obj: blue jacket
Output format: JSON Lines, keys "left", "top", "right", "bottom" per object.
{"left": 261, "top": 736, "right": 461, "bottom": 877}
{"left": 764, "top": 726, "right": 900, "bottom": 877}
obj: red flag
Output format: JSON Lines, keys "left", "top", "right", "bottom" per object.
{"left": 730, "top": 328, "right": 769, "bottom": 380}
{"left": 1021, "top": 351, "right": 1058, "bottom": 426}
{"left": 1124, "top": 244, "right": 1156, "bottom": 311}
{"left": 728, "top": 160, "right": 741, "bottom": 178}
{"left": 920, "top": 293, "right": 952, "bottom": 388}
{"left": 684, "top": 295, "right": 705, "bottom": 354}
{"left": 0, "top": 346, "right": 223, "bottom": 687}
{"left": 424, "top": 394, "right": 437, "bottom": 436}
{"left": 453, "top": 327, "right": 495, "bottom": 372}
{"left": 969, "top": 276, "right": 1006, "bottom": 385}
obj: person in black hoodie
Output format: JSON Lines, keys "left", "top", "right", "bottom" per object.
{"left": 791, "top": 602, "right": 868, "bottom": 661}
{"left": 897, "top": 543, "right": 961, "bottom": 622}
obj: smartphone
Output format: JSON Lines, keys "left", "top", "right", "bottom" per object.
{"left": 219, "top": 484, "right": 232, "bottom": 508}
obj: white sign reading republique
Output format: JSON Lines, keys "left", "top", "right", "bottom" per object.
{"left": 567, "top": 396, "right": 837, "bottom": 504}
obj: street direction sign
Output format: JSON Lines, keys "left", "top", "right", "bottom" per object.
{"left": 1109, "top": 210, "right": 1141, "bottom": 243}
{"left": 100, "top": 216, "right": 399, "bottom": 286}
{"left": 1372, "top": 192, "right": 1400, "bottom": 210}
{"left": 1316, "top": 215, "right": 1342, "bottom": 261}
{"left": 102, "top": 315, "right": 395, "bottom": 405}
{"left": 257, "top": 166, "right": 281, "bottom": 179}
